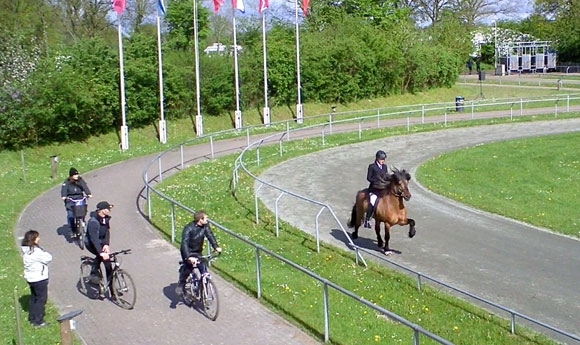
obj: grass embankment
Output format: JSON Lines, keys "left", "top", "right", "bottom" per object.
{"left": 150, "top": 114, "right": 579, "bottom": 344}
{"left": 0, "top": 83, "right": 573, "bottom": 344}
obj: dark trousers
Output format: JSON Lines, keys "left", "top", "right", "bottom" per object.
{"left": 88, "top": 247, "right": 113, "bottom": 290}
{"left": 178, "top": 260, "right": 207, "bottom": 284}
{"left": 28, "top": 279, "right": 48, "bottom": 325}
{"left": 66, "top": 208, "right": 76, "bottom": 232}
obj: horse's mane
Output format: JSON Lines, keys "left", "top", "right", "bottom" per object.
{"left": 389, "top": 167, "right": 411, "bottom": 185}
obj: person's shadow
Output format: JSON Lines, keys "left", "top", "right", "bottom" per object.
{"left": 162, "top": 283, "right": 183, "bottom": 309}
{"left": 56, "top": 224, "right": 75, "bottom": 244}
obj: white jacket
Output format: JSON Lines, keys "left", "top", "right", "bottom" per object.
{"left": 21, "top": 246, "right": 52, "bottom": 283}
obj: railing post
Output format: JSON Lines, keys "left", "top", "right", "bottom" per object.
{"left": 275, "top": 192, "right": 285, "bottom": 237}
{"left": 321, "top": 128, "right": 325, "bottom": 146}
{"left": 407, "top": 116, "right": 410, "bottom": 132}
{"left": 421, "top": 105, "right": 425, "bottom": 124}
{"left": 158, "top": 158, "right": 163, "bottom": 182}
{"left": 286, "top": 121, "right": 290, "bottom": 141}
{"left": 413, "top": 328, "right": 420, "bottom": 345}
{"left": 329, "top": 113, "right": 333, "bottom": 134}
{"left": 323, "top": 282, "right": 330, "bottom": 343}
{"left": 471, "top": 102, "right": 474, "bottom": 120}
{"left": 520, "top": 98, "right": 523, "bottom": 116}
{"left": 170, "top": 202, "right": 176, "bottom": 243}
{"left": 180, "top": 144, "right": 184, "bottom": 169}
{"left": 417, "top": 273, "right": 422, "bottom": 291}
{"left": 254, "top": 184, "right": 264, "bottom": 224}
{"left": 510, "top": 103, "right": 514, "bottom": 120}
{"left": 444, "top": 111, "right": 447, "bottom": 127}
{"left": 210, "top": 136, "right": 215, "bottom": 159}
{"left": 315, "top": 207, "right": 325, "bottom": 253}
{"left": 566, "top": 94, "right": 570, "bottom": 112}
{"left": 246, "top": 127, "right": 250, "bottom": 147}
{"left": 256, "top": 147, "right": 260, "bottom": 166}
{"left": 14, "top": 287, "right": 23, "bottom": 345}
{"left": 255, "top": 247, "right": 262, "bottom": 299}
{"left": 510, "top": 313, "right": 516, "bottom": 334}
{"left": 555, "top": 100, "right": 558, "bottom": 117}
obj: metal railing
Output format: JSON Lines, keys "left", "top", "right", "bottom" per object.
{"left": 142, "top": 95, "right": 580, "bottom": 345}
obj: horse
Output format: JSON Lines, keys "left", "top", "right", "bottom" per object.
{"left": 347, "top": 168, "right": 416, "bottom": 254}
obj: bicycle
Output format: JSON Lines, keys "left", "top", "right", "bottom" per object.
{"left": 180, "top": 252, "right": 220, "bottom": 320}
{"left": 66, "top": 196, "right": 87, "bottom": 249}
{"left": 79, "top": 249, "right": 136, "bottom": 309}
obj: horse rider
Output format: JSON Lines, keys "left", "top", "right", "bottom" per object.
{"left": 364, "top": 150, "right": 389, "bottom": 228}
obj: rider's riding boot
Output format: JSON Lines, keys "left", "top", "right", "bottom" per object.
{"left": 364, "top": 205, "right": 374, "bottom": 228}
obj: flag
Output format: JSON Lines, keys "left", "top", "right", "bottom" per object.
{"left": 258, "top": 0, "right": 269, "bottom": 13}
{"left": 233, "top": 0, "right": 245, "bottom": 13}
{"left": 157, "top": 0, "right": 166, "bottom": 16}
{"left": 112, "top": 0, "right": 126, "bottom": 15}
{"left": 301, "top": 0, "right": 309, "bottom": 15}
{"left": 212, "top": 0, "right": 224, "bottom": 12}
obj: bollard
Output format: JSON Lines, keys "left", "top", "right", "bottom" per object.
{"left": 56, "top": 309, "right": 83, "bottom": 345}
{"left": 50, "top": 155, "right": 59, "bottom": 179}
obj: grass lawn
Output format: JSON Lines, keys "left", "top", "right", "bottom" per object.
{"left": 0, "top": 83, "right": 575, "bottom": 344}
{"left": 416, "top": 132, "right": 580, "bottom": 237}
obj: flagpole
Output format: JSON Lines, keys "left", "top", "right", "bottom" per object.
{"left": 294, "top": 0, "right": 303, "bottom": 124}
{"left": 232, "top": 8, "right": 242, "bottom": 129}
{"left": 118, "top": 14, "right": 129, "bottom": 150}
{"left": 261, "top": 8, "right": 270, "bottom": 126}
{"left": 193, "top": 0, "right": 203, "bottom": 136}
{"left": 156, "top": 15, "right": 167, "bottom": 144}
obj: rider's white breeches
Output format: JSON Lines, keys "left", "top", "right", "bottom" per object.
{"left": 370, "top": 193, "right": 377, "bottom": 206}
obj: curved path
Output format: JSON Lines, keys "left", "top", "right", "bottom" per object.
{"left": 15, "top": 137, "right": 319, "bottom": 345}
{"left": 256, "top": 119, "right": 580, "bottom": 342}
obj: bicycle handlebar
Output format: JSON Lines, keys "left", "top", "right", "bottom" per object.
{"left": 109, "top": 249, "right": 132, "bottom": 257}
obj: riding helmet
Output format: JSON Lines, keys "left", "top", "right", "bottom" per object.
{"left": 375, "top": 150, "right": 387, "bottom": 160}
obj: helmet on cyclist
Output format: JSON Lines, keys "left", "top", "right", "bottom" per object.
{"left": 375, "top": 150, "right": 387, "bottom": 160}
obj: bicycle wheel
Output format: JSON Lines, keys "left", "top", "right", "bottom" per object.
{"left": 202, "top": 279, "right": 219, "bottom": 321}
{"left": 78, "top": 220, "right": 85, "bottom": 250}
{"left": 79, "top": 260, "right": 93, "bottom": 295}
{"left": 112, "top": 269, "right": 136, "bottom": 310}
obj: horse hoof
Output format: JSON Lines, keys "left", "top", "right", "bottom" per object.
{"left": 350, "top": 232, "right": 358, "bottom": 240}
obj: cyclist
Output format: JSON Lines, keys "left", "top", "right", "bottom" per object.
{"left": 177, "top": 210, "right": 222, "bottom": 295}
{"left": 85, "top": 201, "right": 114, "bottom": 297}
{"left": 60, "top": 167, "right": 92, "bottom": 237}
{"left": 364, "top": 150, "right": 389, "bottom": 228}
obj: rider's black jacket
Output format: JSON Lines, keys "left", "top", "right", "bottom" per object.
{"left": 366, "top": 162, "right": 389, "bottom": 192}
{"left": 85, "top": 212, "right": 111, "bottom": 256}
{"left": 180, "top": 221, "right": 219, "bottom": 260}
{"left": 60, "top": 177, "right": 91, "bottom": 210}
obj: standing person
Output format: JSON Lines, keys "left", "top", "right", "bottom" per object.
{"left": 177, "top": 210, "right": 222, "bottom": 295}
{"left": 60, "top": 167, "right": 92, "bottom": 237}
{"left": 364, "top": 150, "right": 390, "bottom": 228}
{"left": 85, "top": 201, "right": 114, "bottom": 298}
{"left": 21, "top": 230, "right": 52, "bottom": 328}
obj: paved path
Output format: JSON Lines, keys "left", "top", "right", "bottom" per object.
{"left": 15, "top": 136, "right": 320, "bottom": 345}
{"left": 255, "top": 119, "right": 580, "bottom": 344}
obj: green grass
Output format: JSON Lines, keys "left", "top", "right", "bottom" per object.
{"left": 0, "top": 83, "right": 574, "bottom": 345}
{"left": 149, "top": 116, "right": 575, "bottom": 344}
{"left": 416, "top": 132, "right": 580, "bottom": 237}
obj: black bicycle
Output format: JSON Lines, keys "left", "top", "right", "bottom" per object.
{"left": 180, "top": 252, "right": 220, "bottom": 320}
{"left": 67, "top": 196, "right": 87, "bottom": 249}
{"left": 79, "top": 249, "right": 136, "bottom": 309}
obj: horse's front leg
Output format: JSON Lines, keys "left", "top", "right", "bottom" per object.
{"left": 383, "top": 224, "right": 392, "bottom": 254}
{"left": 374, "top": 222, "right": 384, "bottom": 249}
{"left": 407, "top": 218, "right": 416, "bottom": 238}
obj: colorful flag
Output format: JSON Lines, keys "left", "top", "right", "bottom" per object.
{"left": 233, "top": 0, "right": 245, "bottom": 13}
{"left": 212, "top": 0, "right": 224, "bottom": 13}
{"left": 112, "top": 0, "right": 126, "bottom": 15}
{"left": 258, "top": 0, "right": 269, "bottom": 13}
{"left": 157, "top": 0, "right": 166, "bottom": 16}
{"left": 301, "top": 0, "right": 309, "bottom": 15}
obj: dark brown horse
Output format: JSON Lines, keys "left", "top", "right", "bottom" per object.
{"left": 347, "top": 168, "right": 416, "bottom": 254}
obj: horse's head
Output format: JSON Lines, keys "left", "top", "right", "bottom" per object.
{"left": 389, "top": 167, "right": 412, "bottom": 201}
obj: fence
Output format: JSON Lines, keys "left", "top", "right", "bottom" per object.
{"left": 142, "top": 95, "right": 580, "bottom": 344}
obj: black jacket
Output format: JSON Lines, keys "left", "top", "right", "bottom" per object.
{"left": 85, "top": 212, "right": 111, "bottom": 256}
{"left": 367, "top": 162, "right": 389, "bottom": 191}
{"left": 180, "top": 221, "right": 219, "bottom": 260}
{"left": 61, "top": 178, "right": 91, "bottom": 210}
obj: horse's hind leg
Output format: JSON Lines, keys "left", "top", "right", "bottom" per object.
{"left": 374, "top": 223, "right": 384, "bottom": 249}
{"left": 407, "top": 218, "right": 416, "bottom": 238}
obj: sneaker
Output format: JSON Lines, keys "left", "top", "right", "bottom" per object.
{"left": 33, "top": 322, "right": 49, "bottom": 328}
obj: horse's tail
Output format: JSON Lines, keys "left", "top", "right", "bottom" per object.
{"left": 347, "top": 203, "right": 357, "bottom": 228}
